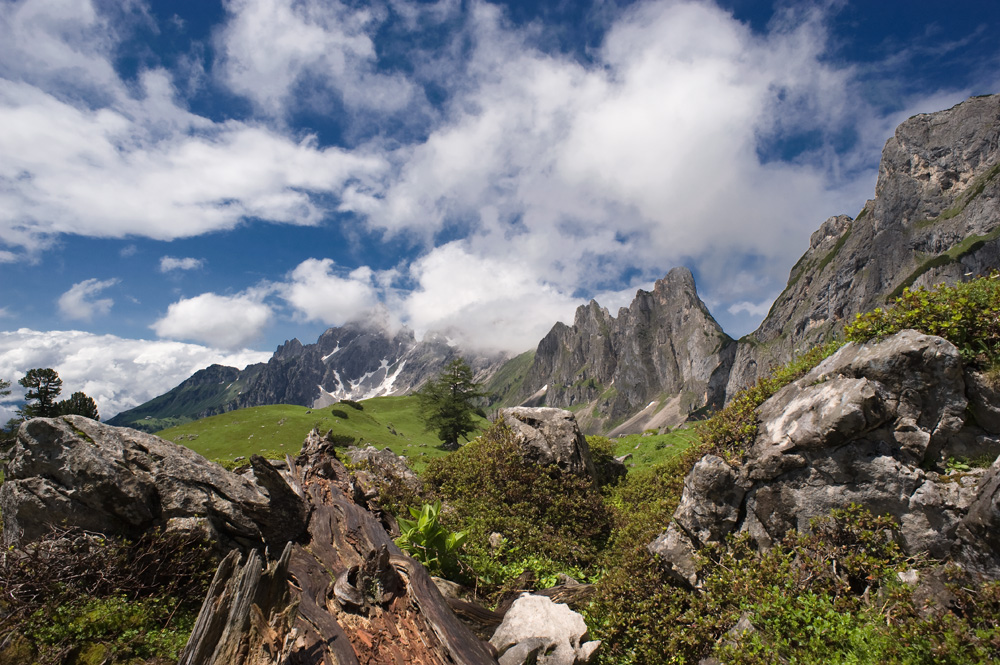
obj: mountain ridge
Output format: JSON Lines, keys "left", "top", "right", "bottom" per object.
{"left": 112, "top": 92, "right": 1000, "bottom": 436}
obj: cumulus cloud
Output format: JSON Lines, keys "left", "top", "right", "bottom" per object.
{"left": 280, "top": 258, "right": 382, "bottom": 325}
{"left": 58, "top": 278, "right": 119, "bottom": 321}
{"left": 0, "top": 329, "right": 271, "bottom": 423}
{"left": 0, "top": 0, "right": 989, "bottom": 354}
{"left": 216, "top": 0, "right": 419, "bottom": 117}
{"left": 160, "top": 256, "right": 204, "bottom": 272}
{"left": 152, "top": 293, "right": 273, "bottom": 349}
{"left": 0, "top": 0, "right": 387, "bottom": 255}
{"left": 399, "top": 242, "right": 579, "bottom": 352}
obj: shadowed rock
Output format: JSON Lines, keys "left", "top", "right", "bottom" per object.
{"left": 0, "top": 415, "right": 308, "bottom": 553}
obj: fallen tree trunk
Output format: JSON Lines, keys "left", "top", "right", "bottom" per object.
{"left": 180, "top": 430, "right": 499, "bottom": 665}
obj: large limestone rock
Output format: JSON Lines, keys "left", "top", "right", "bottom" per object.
{"left": 651, "top": 330, "right": 1000, "bottom": 587}
{"left": 500, "top": 407, "right": 598, "bottom": 480}
{"left": 0, "top": 415, "right": 309, "bottom": 552}
{"left": 728, "top": 93, "right": 1000, "bottom": 396}
{"left": 490, "top": 594, "right": 600, "bottom": 665}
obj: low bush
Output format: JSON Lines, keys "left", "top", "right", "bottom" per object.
{"left": 422, "top": 418, "right": 612, "bottom": 598}
{"left": 590, "top": 504, "right": 1000, "bottom": 664}
{"left": 846, "top": 273, "right": 1000, "bottom": 368}
{"left": 0, "top": 525, "right": 214, "bottom": 664}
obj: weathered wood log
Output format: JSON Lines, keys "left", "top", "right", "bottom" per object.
{"left": 179, "top": 542, "right": 296, "bottom": 665}
{"left": 181, "top": 429, "right": 499, "bottom": 665}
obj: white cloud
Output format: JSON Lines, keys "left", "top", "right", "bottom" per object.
{"left": 0, "top": 1, "right": 388, "bottom": 255}
{"left": 216, "top": 0, "right": 419, "bottom": 117}
{"left": 0, "top": 328, "right": 271, "bottom": 422}
{"left": 159, "top": 256, "right": 204, "bottom": 272}
{"left": 280, "top": 258, "right": 382, "bottom": 325}
{"left": 728, "top": 300, "right": 774, "bottom": 318}
{"left": 58, "top": 277, "right": 119, "bottom": 321}
{"left": 340, "top": 0, "right": 885, "bottom": 338}
{"left": 152, "top": 292, "right": 273, "bottom": 349}
{"left": 399, "top": 242, "right": 579, "bottom": 352}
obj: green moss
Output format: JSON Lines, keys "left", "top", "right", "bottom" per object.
{"left": 889, "top": 226, "right": 1000, "bottom": 299}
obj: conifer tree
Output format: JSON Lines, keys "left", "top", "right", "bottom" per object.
{"left": 18, "top": 368, "right": 63, "bottom": 418}
{"left": 416, "top": 358, "right": 488, "bottom": 449}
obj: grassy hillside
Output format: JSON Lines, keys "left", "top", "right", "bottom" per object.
{"left": 108, "top": 364, "right": 265, "bottom": 432}
{"left": 609, "top": 427, "right": 701, "bottom": 469}
{"left": 156, "top": 395, "right": 489, "bottom": 473}
{"left": 484, "top": 349, "right": 535, "bottom": 408}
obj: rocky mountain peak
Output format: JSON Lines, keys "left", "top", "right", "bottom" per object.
{"left": 518, "top": 267, "right": 734, "bottom": 434}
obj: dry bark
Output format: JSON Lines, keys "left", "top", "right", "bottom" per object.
{"left": 180, "top": 429, "right": 499, "bottom": 665}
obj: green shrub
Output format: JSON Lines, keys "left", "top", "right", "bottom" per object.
{"left": 340, "top": 399, "right": 364, "bottom": 410}
{"left": 27, "top": 595, "right": 195, "bottom": 663}
{"left": 587, "top": 435, "right": 626, "bottom": 487}
{"left": 423, "top": 418, "right": 612, "bottom": 597}
{"left": 590, "top": 504, "right": 1000, "bottom": 665}
{"left": 330, "top": 408, "right": 349, "bottom": 419}
{"left": 846, "top": 274, "right": 1000, "bottom": 367}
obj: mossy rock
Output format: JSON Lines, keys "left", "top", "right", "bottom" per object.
{"left": 68, "top": 643, "right": 111, "bottom": 665}
{"left": 0, "top": 633, "right": 36, "bottom": 665}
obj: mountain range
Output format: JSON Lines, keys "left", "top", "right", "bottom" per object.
{"left": 109, "top": 93, "right": 1000, "bottom": 435}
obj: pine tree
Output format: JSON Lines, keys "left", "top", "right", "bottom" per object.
{"left": 18, "top": 368, "right": 63, "bottom": 418}
{"left": 416, "top": 358, "right": 488, "bottom": 449}
{"left": 57, "top": 391, "right": 100, "bottom": 421}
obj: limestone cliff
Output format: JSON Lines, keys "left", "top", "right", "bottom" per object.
{"left": 728, "top": 93, "right": 1000, "bottom": 395}
{"left": 518, "top": 267, "right": 735, "bottom": 434}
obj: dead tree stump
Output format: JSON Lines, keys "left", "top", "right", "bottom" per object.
{"left": 180, "top": 429, "right": 498, "bottom": 665}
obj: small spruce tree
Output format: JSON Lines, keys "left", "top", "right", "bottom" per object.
{"left": 416, "top": 358, "right": 488, "bottom": 449}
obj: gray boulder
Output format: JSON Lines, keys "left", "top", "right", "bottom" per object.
{"left": 490, "top": 594, "right": 600, "bottom": 665}
{"left": 341, "top": 444, "right": 422, "bottom": 507}
{"left": 650, "top": 330, "right": 1000, "bottom": 585}
{"left": 500, "top": 407, "right": 597, "bottom": 479}
{"left": 0, "top": 415, "right": 308, "bottom": 552}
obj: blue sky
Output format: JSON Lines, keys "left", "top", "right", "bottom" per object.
{"left": 1, "top": 0, "right": 999, "bottom": 420}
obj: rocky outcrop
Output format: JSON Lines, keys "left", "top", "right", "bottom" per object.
{"left": 0, "top": 415, "right": 309, "bottom": 553}
{"left": 490, "top": 594, "right": 600, "bottom": 665}
{"left": 500, "top": 407, "right": 599, "bottom": 480}
{"left": 728, "top": 93, "right": 1000, "bottom": 395}
{"left": 651, "top": 330, "right": 1000, "bottom": 587}
{"left": 519, "top": 267, "right": 735, "bottom": 434}
{"left": 341, "top": 444, "right": 423, "bottom": 512}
